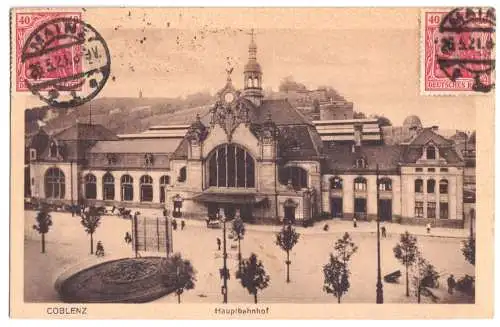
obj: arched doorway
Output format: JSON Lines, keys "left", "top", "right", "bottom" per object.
{"left": 283, "top": 198, "right": 298, "bottom": 224}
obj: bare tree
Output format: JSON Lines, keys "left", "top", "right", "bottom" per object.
{"left": 323, "top": 232, "right": 358, "bottom": 303}
{"left": 32, "top": 206, "right": 52, "bottom": 253}
{"left": 275, "top": 224, "right": 300, "bottom": 283}
{"left": 236, "top": 253, "right": 270, "bottom": 304}
{"left": 162, "top": 253, "right": 196, "bottom": 304}
{"left": 80, "top": 206, "right": 101, "bottom": 254}
{"left": 393, "top": 231, "right": 419, "bottom": 297}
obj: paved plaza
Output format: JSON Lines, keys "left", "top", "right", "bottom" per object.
{"left": 24, "top": 210, "right": 474, "bottom": 304}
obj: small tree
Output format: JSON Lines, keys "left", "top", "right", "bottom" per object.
{"left": 80, "top": 206, "right": 101, "bottom": 254}
{"left": 275, "top": 224, "right": 300, "bottom": 283}
{"left": 232, "top": 215, "right": 246, "bottom": 274}
{"left": 162, "top": 253, "right": 196, "bottom": 303}
{"left": 411, "top": 252, "right": 440, "bottom": 303}
{"left": 322, "top": 232, "right": 358, "bottom": 303}
{"left": 461, "top": 236, "right": 475, "bottom": 266}
{"left": 32, "top": 206, "right": 52, "bottom": 253}
{"left": 236, "top": 253, "right": 270, "bottom": 303}
{"left": 393, "top": 231, "right": 419, "bottom": 296}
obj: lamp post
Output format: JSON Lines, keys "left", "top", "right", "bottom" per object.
{"left": 375, "top": 164, "right": 384, "bottom": 304}
{"left": 219, "top": 209, "right": 229, "bottom": 303}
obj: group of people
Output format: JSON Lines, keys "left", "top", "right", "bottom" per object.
{"left": 171, "top": 219, "right": 186, "bottom": 231}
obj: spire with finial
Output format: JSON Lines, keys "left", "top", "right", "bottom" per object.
{"left": 248, "top": 28, "right": 257, "bottom": 60}
{"left": 243, "top": 28, "right": 263, "bottom": 107}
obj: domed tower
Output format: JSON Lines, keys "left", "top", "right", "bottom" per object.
{"left": 243, "top": 29, "right": 263, "bottom": 107}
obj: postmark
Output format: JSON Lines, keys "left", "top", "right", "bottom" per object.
{"left": 20, "top": 16, "right": 111, "bottom": 108}
{"left": 421, "top": 7, "right": 496, "bottom": 94}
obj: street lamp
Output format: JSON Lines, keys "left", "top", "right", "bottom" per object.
{"left": 375, "top": 164, "right": 384, "bottom": 304}
{"left": 218, "top": 208, "right": 229, "bottom": 303}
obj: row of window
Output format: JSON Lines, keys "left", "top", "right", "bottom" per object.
{"left": 415, "top": 201, "right": 449, "bottom": 219}
{"left": 415, "top": 179, "right": 448, "bottom": 194}
{"left": 415, "top": 167, "right": 448, "bottom": 172}
{"left": 330, "top": 176, "right": 392, "bottom": 192}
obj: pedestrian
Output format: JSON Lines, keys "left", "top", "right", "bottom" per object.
{"left": 96, "top": 241, "right": 105, "bottom": 257}
{"left": 181, "top": 220, "right": 185, "bottom": 230}
{"left": 426, "top": 223, "right": 431, "bottom": 234}
{"left": 353, "top": 217, "right": 357, "bottom": 228}
{"left": 217, "top": 237, "right": 221, "bottom": 251}
{"left": 163, "top": 208, "right": 168, "bottom": 217}
{"left": 124, "top": 232, "right": 132, "bottom": 244}
{"left": 323, "top": 224, "right": 329, "bottom": 231}
{"left": 381, "top": 226, "right": 387, "bottom": 238}
{"left": 172, "top": 219, "right": 178, "bottom": 231}
{"left": 447, "top": 274, "right": 456, "bottom": 294}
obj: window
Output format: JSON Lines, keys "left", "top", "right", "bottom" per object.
{"left": 178, "top": 166, "right": 187, "bottom": 183}
{"left": 440, "top": 168, "right": 448, "bottom": 172}
{"left": 427, "top": 202, "right": 436, "bottom": 218}
{"left": 355, "top": 158, "right": 365, "bottom": 168}
{"left": 49, "top": 141, "right": 58, "bottom": 158}
{"left": 144, "top": 153, "right": 154, "bottom": 166}
{"left": 121, "top": 175, "right": 134, "bottom": 201}
{"left": 44, "top": 167, "right": 65, "bottom": 199}
{"left": 428, "top": 168, "right": 435, "bottom": 172}
{"left": 439, "top": 179, "right": 448, "bottom": 194}
{"left": 354, "top": 177, "right": 367, "bottom": 192}
{"left": 330, "top": 176, "right": 343, "bottom": 190}
{"left": 84, "top": 174, "right": 97, "bottom": 199}
{"left": 415, "top": 201, "right": 424, "bottom": 218}
{"left": 30, "top": 149, "right": 36, "bottom": 160}
{"left": 440, "top": 202, "right": 449, "bottom": 219}
{"left": 140, "top": 175, "right": 153, "bottom": 202}
{"left": 159, "top": 175, "right": 170, "bottom": 203}
{"left": 208, "top": 144, "right": 255, "bottom": 188}
{"left": 279, "top": 166, "right": 307, "bottom": 190}
{"left": 378, "top": 177, "right": 392, "bottom": 191}
{"left": 103, "top": 172, "right": 115, "bottom": 200}
{"left": 415, "top": 168, "right": 423, "bottom": 172}
{"left": 426, "top": 146, "right": 436, "bottom": 159}
{"left": 107, "top": 154, "right": 117, "bottom": 165}
{"left": 427, "top": 179, "right": 436, "bottom": 193}
{"left": 415, "top": 179, "right": 423, "bottom": 193}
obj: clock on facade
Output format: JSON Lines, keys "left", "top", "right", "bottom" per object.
{"left": 224, "top": 92, "right": 235, "bottom": 104}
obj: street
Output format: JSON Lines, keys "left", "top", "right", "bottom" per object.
{"left": 24, "top": 211, "right": 475, "bottom": 304}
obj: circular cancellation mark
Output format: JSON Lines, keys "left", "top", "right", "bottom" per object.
{"left": 21, "top": 17, "right": 111, "bottom": 108}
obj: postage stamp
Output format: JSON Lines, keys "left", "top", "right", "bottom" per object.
{"left": 17, "top": 13, "right": 111, "bottom": 108}
{"left": 421, "top": 7, "right": 496, "bottom": 95}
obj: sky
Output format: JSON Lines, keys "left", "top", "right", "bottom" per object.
{"left": 19, "top": 8, "right": 480, "bottom": 130}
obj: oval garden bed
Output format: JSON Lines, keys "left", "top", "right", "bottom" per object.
{"left": 58, "top": 257, "right": 176, "bottom": 303}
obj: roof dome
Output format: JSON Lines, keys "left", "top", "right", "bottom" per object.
{"left": 244, "top": 61, "right": 262, "bottom": 72}
{"left": 403, "top": 115, "right": 423, "bottom": 129}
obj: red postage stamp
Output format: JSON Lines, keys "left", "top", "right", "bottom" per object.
{"left": 15, "top": 12, "right": 82, "bottom": 92}
{"left": 421, "top": 8, "right": 496, "bottom": 94}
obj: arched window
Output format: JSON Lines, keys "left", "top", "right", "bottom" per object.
{"left": 378, "top": 177, "right": 392, "bottom": 191}
{"left": 426, "top": 146, "right": 436, "bottom": 159}
{"left": 247, "top": 78, "right": 252, "bottom": 88}
{"left": 355, "top": 158, "right": 366, "bottom": 168}
{"left": 84, "top": 173, "right": 97, "bottom": 199}
{"left": 439, "top": 179, "right": 448, "bottom": 194}
{"left": 159, "top": 175, "right": 170, "bottom": 203}
{"left": 140, "top": 175, "right": 153, "bottom": 202}
{"left": 121, "top": 175, "right": 134, "bottom": 201}
{"left": 330, "top": 176, "right": 343, "bottom": 190}
{"left": 178, "top": 167, "right": 187, "bottom": 183}
{"left": 44, "top": 167, "right": 65, "bottom": 199}
{"left": 354, "top": 176, "right": 367, "bottom": 191}
{"left": 278, "top": 166, "right": 308, "bottom": 190}
{"left": 427, "top": 179, "right": 436, "bottom": 193}
{"left": 103, "top": 172, "right": 115, "bottom": 200}
{"left": 415, "top": 179, "right": 423, "bottom": 193}
{"left": 207, "top": 144, "right": 255, "bottom": 188}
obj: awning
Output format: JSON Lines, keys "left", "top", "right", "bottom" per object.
{"left": 192, "top": 192, "right": 267, "bottom": 205}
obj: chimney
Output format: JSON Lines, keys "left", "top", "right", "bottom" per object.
{"left": 431, "top": 125, "right": 439, "bottom": 132}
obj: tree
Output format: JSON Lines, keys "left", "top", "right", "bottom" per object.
{"left": 393, "top": 231, "right": 419, "bottom": 297}
{"left": 231, "top": 215, "right": 246, "bottom": 274}
{"left": 411, "top": 252, "right": 440, "bottom": 303}
{"left": 372, "top": 114, "right": 392, "bottom": 127}
{"left": 236, "top": 253, "right": 270, "bottom": 303}
{"left": 461, "top": 236, "right": 475, "bottom": 266}
{"left": 323, "top": 232, "right": 358, "bottom": 303}
{"left": 278, "top": 76, "right": 307, "bottom": 92}
{"left": 32, "top": 206, "right": 52, "bottom": 253}
{"left": 275, "top": 224, "right": 300, "bottom": 283}
{"left": 161, "top": 253, "right": 196, "bottom": 303}
{"left": 80, "top": 206, "right": 101, "bottom": 254}
{"left": 353, "top": 111, "right": 366, "bottom": 119}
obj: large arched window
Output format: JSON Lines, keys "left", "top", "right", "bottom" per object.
{"left": 121, "top": 175, "right": 134, "bottom": 201}
{"left": 140, "top": 175, "right": 153, "bottom": 202}
{"left": 415, "top": 179, "right": 423, "bottom": 193}
{"left": 427, "top": 179, "right": 436, "bottom": 193}
{"left": 159, "top": 175, "right": 170, "bottom": 203}
{"left": 439, "top": 179, "right": 448, "bottom": 194}
{"left": 103, "top": 172, "right": 115, "bottom": 200}
{"left": 84, "top": 173, "right": 97, "bottom": 199}
{"left": 378, "top": 177, "right": 392, "bottom": 191}
{"left": 207, "top": 144, "right": 255, "bottom": 188}
{"left": 330, "top": 176, "right": 343, "bottom": 190}
{"left": 354, "top": 176, "right": 367, "bottom": 191}
{"left": 45, "top": 167, "right": 65, "bottom": 199}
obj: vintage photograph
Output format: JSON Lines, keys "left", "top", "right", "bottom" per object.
{"left": 10, "top": 7, "right": 494, "bottom": 318}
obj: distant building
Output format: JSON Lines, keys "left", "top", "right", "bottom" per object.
{"left": 27, "top": 33, "right": 469, "bottom": 228}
